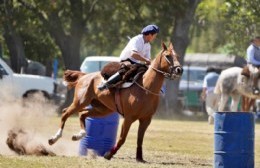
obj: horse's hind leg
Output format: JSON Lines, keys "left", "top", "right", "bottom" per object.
{"left": 48, "top": 104, "right": 82, "bottom": 145}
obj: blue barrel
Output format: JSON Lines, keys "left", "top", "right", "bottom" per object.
{"left": 214, "top": 112, "right": 255, "bottom": 168}
{"left": 79, "top": 110, "right": 119, "bottom": 156}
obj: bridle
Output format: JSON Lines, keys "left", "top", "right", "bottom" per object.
{"left": 151, "top": 50, "right": 182, "bottom": 80}
{"left": 134, "top": 49, "right": 183, "bottom": 96}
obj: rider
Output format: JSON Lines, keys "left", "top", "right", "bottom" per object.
{"left": 241, "top": 36, "right": 260, "bottom": 95}
{"left": 98, "top": 24, "right": 159, "bottom": 91}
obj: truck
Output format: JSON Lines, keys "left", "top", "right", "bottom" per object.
{"left": 0, "top": 57, "right": 58, "bottom": 101}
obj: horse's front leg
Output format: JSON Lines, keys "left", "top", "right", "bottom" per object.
{"left": 104, "top": 118, "right": 133, "bottom": 160}
{"left": 136, "top": 118, "right": 151, "bottom": 162}
{"left": 72, "top": 107, "right": 111, "bottom": 141}
{"left": 230, "top": 93, "right": 240, "bottom": 111}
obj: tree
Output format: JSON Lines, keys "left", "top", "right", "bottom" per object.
{"left": 189, "top": 0, "right": 227, "bottom": 53}
{"left": 0, "top": 0, "right": 27, "bottom": 72}
{"left": 221, "top": 0, "right": 260, "bottom": 56}
{"left": 136, "top": 0, "right": 202, "bottom": 115}
{"left": 18, "top": 0, "right": 99, "bottom": 71}
{"left": 1, "top": 0, "right": 202, "bottom": 114}
{"left": 167, "top": 0, "right": 202, "bottom": 114}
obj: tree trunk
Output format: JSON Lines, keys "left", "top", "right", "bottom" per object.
{"left": 0, "top": 43, "right": 3, "bottom": 58}
{"left": 2, "top": 0, "right": 27, "bottom": 73}
{"left": 3, "top": 25, "right": 27, "bottom": 73}
{"left": 165, "top": 0, "right": 201, "bottom": 115}
{"left": 60, "top": 38, "right": 81, "bottom": 70}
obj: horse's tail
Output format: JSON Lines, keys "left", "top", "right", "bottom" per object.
{"left": 214, "top": 78, "right": 221, "bottom": 94}
{"left": 63, "top": 70, "right": 86, "bottom": 89}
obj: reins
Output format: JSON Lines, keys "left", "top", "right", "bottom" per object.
{"left": 134, "top": 81, "right": 161, "bottom": 96}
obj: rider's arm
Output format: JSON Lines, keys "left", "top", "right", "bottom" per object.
{"left": 131, "top": 51, "right": 151, "bottom": 65}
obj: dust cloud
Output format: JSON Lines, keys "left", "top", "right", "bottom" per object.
{"left": 0, "top": 88, "right": 79, "bottom": 156}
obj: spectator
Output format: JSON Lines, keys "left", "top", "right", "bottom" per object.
{"left": 201, "top": 67, "right": 220, "bottom": 124}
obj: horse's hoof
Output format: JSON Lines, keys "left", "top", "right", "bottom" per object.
{"left": 72, "top": 130, "right": 86, "bottom": 141}
{"left": 104, "top": 151, "right": 113, "bottom": 160}
{"left": 136, "top": 158, "right": 147, "bottom": 163}
{"left": 72, "top": 135, "right": 84, "bottom": 141}
{"left": 48, "top": 138, "right": 55, "bottom": 145}
{"left": 72, "top": 135, "right": 78, "bottom": 141}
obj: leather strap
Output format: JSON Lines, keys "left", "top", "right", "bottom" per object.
{"left": 115, "top": 88, "right": 124, "bottom": 116}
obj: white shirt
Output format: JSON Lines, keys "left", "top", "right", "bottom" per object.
{"left": 119, "top": 34, "right": 151, "bottom": 63}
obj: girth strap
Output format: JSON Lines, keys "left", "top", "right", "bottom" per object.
{"left": 115, "top": 88, "right": 124, "bottom": 116}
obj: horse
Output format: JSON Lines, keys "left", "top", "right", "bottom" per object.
{"left": 48, "top": 42, "right": 183, "bottom": 162}
{"left": 214, "top": 66, "right": 260, "bottom": 112}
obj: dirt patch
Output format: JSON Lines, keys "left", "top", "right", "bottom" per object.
{"left": 6, "top": 128, "right": 55, "bottom": 156}
{"left": 0, "top": 89, "right": 78, "bottom": 156}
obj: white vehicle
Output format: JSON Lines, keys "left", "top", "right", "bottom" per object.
{"left": 80, "top": 56, "right": 119, "bottom": 73}
{"left": 0, "top": 57, "right": 58, "bottom": 101}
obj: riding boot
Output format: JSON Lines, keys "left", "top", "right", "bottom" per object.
{"left": 98, "top": 72, "right": 122, "bottom": 91}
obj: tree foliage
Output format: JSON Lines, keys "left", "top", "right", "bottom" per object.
{"left": 221, "top": 0, "right": 260, "bottom": 56}
{"left": 1, "top": 0, "right": 201, "bottom": 114}
{"left": 189, "top": 0, "right": 260, "bottom": 57}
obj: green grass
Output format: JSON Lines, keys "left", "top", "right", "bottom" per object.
{"left": 1, "top": 117, "right": 260, "bottom": 168}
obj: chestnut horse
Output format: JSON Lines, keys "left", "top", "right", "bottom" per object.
{"left": 48, "top": 42, "right": 183, "bottom": 162}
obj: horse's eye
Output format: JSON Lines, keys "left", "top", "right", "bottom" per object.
{"left": 166, "top": 55, "right": 171, "bottom": 59}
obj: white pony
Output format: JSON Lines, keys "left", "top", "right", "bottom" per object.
{"left": 214, "top": 67, "right": 260, "bottom": 113}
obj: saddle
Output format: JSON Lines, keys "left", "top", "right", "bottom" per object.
{"left": 241, "top": 65, "right": 260, "bottom": 94}
{"left": 100, "top": 61, "right": 148, "bottom": 88}
{"left": 241, "top": 65, "right": 250, "bottom": 78}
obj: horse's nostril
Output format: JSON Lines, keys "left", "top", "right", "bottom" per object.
{"left": 175, "top": 67, "right": 183, "bottom": 74}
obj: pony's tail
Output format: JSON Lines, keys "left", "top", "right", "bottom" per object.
{"left": 63, "top": 70, "right": 86, "bottom": 89}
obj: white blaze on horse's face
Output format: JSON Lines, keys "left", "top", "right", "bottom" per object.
{"left": 172, "top": 49, "right": 176, "bottom": 56}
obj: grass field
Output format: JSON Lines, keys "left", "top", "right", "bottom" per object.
{"left": 1, "top": 116, "right": 260, "bottom": 168}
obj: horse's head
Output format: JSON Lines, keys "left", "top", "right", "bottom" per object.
{"left": 152, "top": 42, "right": 183, "bottom": 80}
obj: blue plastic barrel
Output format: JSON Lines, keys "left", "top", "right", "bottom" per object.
{"left": 79, "top": 111, "right": 119, "bottom": 156}
{"left": 214, "top": 112, "right": 255, "bottom": 168}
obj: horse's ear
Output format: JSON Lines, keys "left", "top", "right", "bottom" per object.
{"left": 169, "top": 42, "right": 178, "bottom": 58}
{"left": 161, "top": 42, "right": 167, "bottom": 50}
{"left": 169, "top": 42, "right": 174, "bottom": 50}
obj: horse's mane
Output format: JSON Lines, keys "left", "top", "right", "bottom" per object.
{"left": 63, "top": 70, "right": 86, "bottom": 89}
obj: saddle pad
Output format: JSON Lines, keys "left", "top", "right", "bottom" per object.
{"left": 99, "top": 79, "right": 134, "bottom": 89}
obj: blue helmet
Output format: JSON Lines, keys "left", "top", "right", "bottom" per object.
{"left": 141, "top": 24, "right": 159, "bottom": 35}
